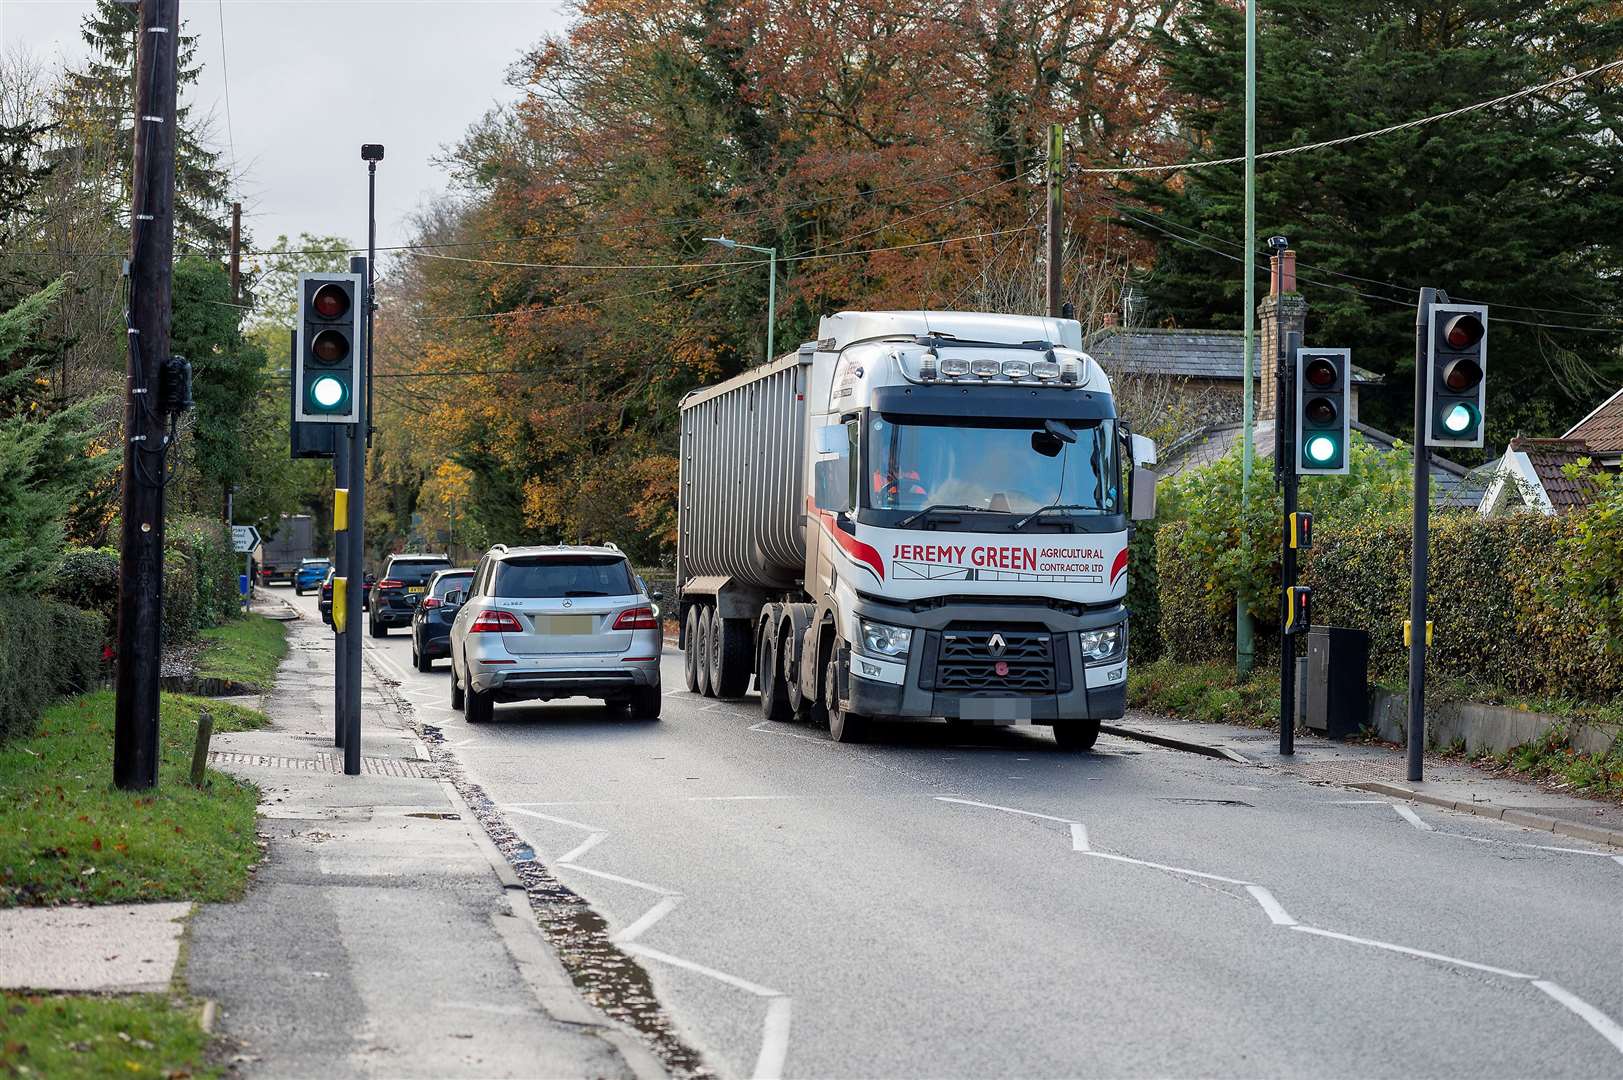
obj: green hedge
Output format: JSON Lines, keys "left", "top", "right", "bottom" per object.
{"left": 48, "top": 520, "right": 240, "bottom": 646}
{"left": 1126, "top": 518, "right": 1162, "bottom": 660}
{"left": 0, "top": 596, "right": 103, "bottom": 742}
{"left": 48, "top": 547, "right": 119, "bottom": 631}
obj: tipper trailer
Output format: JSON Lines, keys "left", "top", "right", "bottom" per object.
{"left": 677, "top": 310, "right": 1157, "bottom": 748}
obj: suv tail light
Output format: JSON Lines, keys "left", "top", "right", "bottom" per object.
{"left": 613, "top": 606, "right": 659, "bottom": 630}
{"left": 469, "top": 609, "right": 523, "bottom": 633}
{"left": 420, "top": 597, "right": 441, "bottom": 610}
{"left": 378, "top": 578, "right": 404, "bottom": 590}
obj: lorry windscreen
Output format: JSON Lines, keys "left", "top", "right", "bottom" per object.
{"left": 868, "top": 415, "right": 1118, "bottom": 519}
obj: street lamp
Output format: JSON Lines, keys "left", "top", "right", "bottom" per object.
{"left": 704, "top": 235, "right": 776, "bottom": 364}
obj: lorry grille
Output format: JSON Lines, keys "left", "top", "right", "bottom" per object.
{"left": 934, "top": 629, "right": 1056, "bottom": 694}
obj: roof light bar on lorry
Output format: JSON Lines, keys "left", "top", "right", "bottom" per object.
{"left": 1060, "top": 358, "right": 1080, "bottom": 384}
{"left": 1001, "top": 359, "right": 1031, "bottom": 379}
{"left": 940, "top": 357, "right": 971, "bottom": 378}
{"left": 1031, "top": 360, "right": 1060, "bottom": 380}
{"left": 918, "top": 350, "right": 938, "bottom": 382}
{"left": 969, "top": 358, "right": 1001, "bottom": 379}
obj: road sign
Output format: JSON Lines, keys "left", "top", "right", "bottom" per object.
{"left": 231, "top": 525, "right": 260, "bottom": 554}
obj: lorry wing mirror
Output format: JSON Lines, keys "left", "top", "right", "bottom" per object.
{"left": 813, "top": 457, "right": 852, "bottom": 514}
{"left": 814, "top": 425, "right": 846, "bottom": 455}
{"left": 1130, "top": 433, "right": 1158, "bottom": 469}
{"left": 1130, "top": 466, "right": 1158, "bottom": 521}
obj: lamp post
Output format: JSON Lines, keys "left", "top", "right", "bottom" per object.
{"left": 704, "top": 235, "right": 776, "bottom": 364}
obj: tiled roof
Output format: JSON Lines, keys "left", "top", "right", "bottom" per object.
{"left": 1085, "top": 327, "right": 1380, "bottom": 384}
{"left": 1157, "top": 420, "right": 1483, "bottom": 508}
{"left": 1509, "top": 437, "right": 1603, "bottom": 513}
{"left": 1563, "top": 387, "right": 1623, "bottom": 454}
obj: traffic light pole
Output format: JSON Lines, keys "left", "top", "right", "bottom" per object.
{"left": 333, "top": 428, "right": 349, "bottom": 750}
{"left": 1278, "top": 328, "right": 1301, "bottom": 756}
{"left": 114, "top": 0, "right": 179, "bottom": 791}
{"left": 1408, "top": 288, "right": 1438, "bottom": 782}
{"left": 344, "top": 254, "right": 368, "bottom": 776}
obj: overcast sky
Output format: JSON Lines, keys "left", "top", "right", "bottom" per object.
{"left": 2, "top": 0, "right": 570, "bottom": 251}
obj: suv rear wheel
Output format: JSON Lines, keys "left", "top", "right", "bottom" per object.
{"left": 369, "top": 616, "right": 386, "bottom": 638}
{"left": 630, "top": 683, "right": 662, "bottom": 720}
{"left": 466, "top": 682, "right": 493, "bottom": 724}
{"left": 450, "top": 660, "right": 465, "bottom": 710}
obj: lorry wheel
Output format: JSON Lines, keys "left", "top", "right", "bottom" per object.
{"left": 1053, "top": 720, "right": 1101, "bottom": 752}
{"left": 758, "top": 632, "right": 793, "bottom": 722}
{"left": 824, "top": 655, "right": 867, "bottom": 744}
{"left": 695, "top": 609, "right": 715, "bottom": 697}
{"left": 704, "top": 607, "right": 725, "bottom": 696}
{"left": 714, "top": 618, "right": 751, "bottom": 698}
{"left": 682, "top": 608, "right": 701, "bottom": 693}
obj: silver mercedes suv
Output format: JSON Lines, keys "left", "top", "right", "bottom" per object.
{"left": 446, "top": 544, "right": 663, "bottom": 723}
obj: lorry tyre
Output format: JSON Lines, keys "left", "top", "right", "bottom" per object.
{"left": 758, "top": 631, "right": 793, "bottom": 722}
{"left": 704, "top": 607, "right": 725, "bottom": 696}
{"left": 1053, "top": 719, "right": 1101, "bottom": 752}
{"left": 714, "top": 618, "right": 752, "bottom": 698}
{"left": 824, "top": 654, "right": 867, "bottom": 744}
{"left": 682, "top": 608, "right": 701, "bottom": 693}
{"left": 450, "top": 660, "right": 465, "bottom": 711}
{"left": 695, "top": 609, "right": 715, "bottom": 697}
{"left": 466, "top": 683, "right": 493, "bottom": 724}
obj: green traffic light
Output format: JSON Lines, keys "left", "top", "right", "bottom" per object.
{"left": 1304, "top": 434, "right": 1339, "bottom": 465}
{"left": 309, "top": 375, "right": 348, "bottom": 412}
{"left": 1442, "top": 402, "right": 1478, "bottom": 435}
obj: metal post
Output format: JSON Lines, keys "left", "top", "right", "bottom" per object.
{"left": 1046, "top": 122, "right": 1064, "bottom": 317}
{"left": 114, "top": 0, "right": 179, "bottom": 792}
{"left": 1236, "top": 0, "right": 1258, "bottom": 679}
{"left": 1408, "top": 288, "right": 1437, "bottom": 782}
{"left": 1279, "top": 328, "right": 1301, "bottom": 756}
{"left": 766, "top": 247, "right": 776, "bottom": 363}
{"left": 333, "top": 423, "right": 349, "bottom": 750}
{"left": 345, "top": 254, "right": 368, "bottom": 775}
{"left": 228, "top": 200, "right": 241, "bottom": 303}
{"left": 365, "top": 163, "right": 377, "bottom": 443}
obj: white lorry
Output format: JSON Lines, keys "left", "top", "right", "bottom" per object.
{"left": 676, "top": 311, "right": 1157, "bottom": 748}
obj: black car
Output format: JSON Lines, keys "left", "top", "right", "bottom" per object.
{"left": 368, "top": 554, "right": 452, "bottom": 637}
{"left": 320, "top": 568, "right": 375, "bottom": 626}
{"left": 410, "top": 567, "right": 474, "bottom": 671}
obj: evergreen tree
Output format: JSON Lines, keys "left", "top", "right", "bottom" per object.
{"left": 57, "top": 0, "right": 230, "bottom": 253}
{"left": 1127, "top": 0, "right": 1623, "bottom": 442}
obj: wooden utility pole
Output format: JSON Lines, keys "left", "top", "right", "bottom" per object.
{"left": 115, "top": 0, "right": 180, "bottom": 791}
{"left": 1045, "top": 123, "right": 1064, "bottom": 317}
{"left": 228, "top": 200, "right": 242, "bottom": 303}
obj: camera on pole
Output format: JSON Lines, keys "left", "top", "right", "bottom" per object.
{"left": 294, "top": 272, "right": 364, "bottom": 425}
{"left": 1425, "top": 303, "right": 1487, "bottom": 448}
{"left": 1295, "top": 348, "right": 1351, "bottom": 475}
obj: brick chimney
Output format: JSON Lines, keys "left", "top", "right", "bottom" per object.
{"left": 1257, "top": 249, "right": 1306, "bottom": 422}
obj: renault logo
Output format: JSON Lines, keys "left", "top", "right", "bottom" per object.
{"left": 987, "top": 633, "right": 1007, "bottom": 657}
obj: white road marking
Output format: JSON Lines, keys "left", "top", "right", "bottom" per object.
{"left": 933, "top": 796, "right": 1076, "bottom": 825}
{"left": 755, "top": 996, "right": 793, "bottom": 1080}
{"left": 504, "top": 806, "right": 604, "bottom": 832}
{"left": 1536, "top": 981, "right": 1623, "bottom": 1055}
{"left": 622, "top": 942, "right": 783, "bottom": 997}
{"left": 1435, "top": 832, "right": 1617, "bottom": 858}
{"left": 1245, "top": 885, "right": 1297, "bottom": 926}
{"left": 1330, "top": 799, "right": 1389, "bottom": 805}
{"left": 1070, "top": 823, "right": 1089, "bottom": 852}
{"left": 1083, "top": 851, "right": 1254, "bottom": 887}
{"left": 1290, "top": 925, "right": 1536, "bottom": 979}
{"left": 748, "top": 720, "right": 831, "bottom": 744}
{"left": 558, "top": 832, "right": 608, "bottom": 865}
{"left": 557, "top": 862, "right": 680, "bottom": 896}
{"left": 614, "top": 896, "right": 682, "bottom": 944}
{"left": 684, "top": 795, "right": 800, "bottom": 802}
{"left": 1394, "top": 804, "right": 1434, "bottom": 831}
{"left": 1615, "top": 855, "right": 1623, "bottom": 869}
{"left": 506, "top": 800, "right": 618, "bottom": 807}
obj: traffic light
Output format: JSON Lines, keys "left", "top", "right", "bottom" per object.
{"left": 1425, "top": 303, "right": 1487, "bottom": 448}
{"left": 294, "top": 272, "right": 363, "bottom": 425}
{"left": 1295, "top": 348, "right": 1350, "bottom": 475}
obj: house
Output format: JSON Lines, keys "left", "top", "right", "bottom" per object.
{"left": 1562, "top": 387, "right": 1623, "bottom": 470}
{"left": 1478, "top": 438, "right": 1600, "bottom": 516}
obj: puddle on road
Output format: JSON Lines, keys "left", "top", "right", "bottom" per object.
{"left": 418, "top": 722, "right": 712, "bottom": 1079}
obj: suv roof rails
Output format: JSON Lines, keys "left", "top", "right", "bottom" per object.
{"left": 602, "top": 542, "right": 620, "bottom": 551}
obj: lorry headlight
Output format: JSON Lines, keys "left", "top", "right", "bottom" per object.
{"left": 1078, "top": 624, "right": 1124, "bottom": 664}
{"left": 858, "top": 618, "right": 912, "bottom": 658}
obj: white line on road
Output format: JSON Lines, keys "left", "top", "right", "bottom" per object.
{"left": 1329, "top": 799, "right": 1389, "bottom": 805}
{"left": 1070, "top": 823, "right": 1089, "bottom": 852}
{"left": 1535, "top": 981, "right": 1623, "bottom": 1055}
{"left": 504, "top": 806, "right": 604, "bottom": 832}
{"left": 557, "top": 862, "right": 680, "bottom": 896}
{"left": 1289, "top": 925, "right": 1536, "bottom": 979}
{"left": 622, "top": 942, "right": 783, "bottom": 997}
{"left": 934, "top": 796, "right": 1077, "bottom": 824}
{"left": 1615, "top": 855, "right": 1623, "bottom": 869}
{"left": 1394, "top": 804, "right": 1434, "bottom": 831}
{"left": 1244, "top": 885, "right": 1297, "bottom": 926}
{"left": 755, "top": 996, "right": 793, "bottom": 1080}
{"left": 748, "top": 720, "right": 832, "bottom": 744}
{"left": 1083, "top": 850, "right": 1254, "bottom": 887}
{"left": 558, "top": 832, "right": 608, "bottom": 865}
{"left": 684, "top": 795, "right": 801, "bottom": 802}
{"left": 614, "top": 896, "right": 682, "bottom": 944}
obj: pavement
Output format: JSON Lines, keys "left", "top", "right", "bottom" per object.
{"left": 182, "top": 596, "right": 659, "bottom": 1079}
{"left": 338, "top": 586, "right": 1623, "bottom": 1080}
{"left": 0, "top": 902, "right": 190, "bottom": 992}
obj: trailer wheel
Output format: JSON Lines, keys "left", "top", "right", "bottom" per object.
{"left": 682, "top": 607, "right": 702, "bottom": 693}
{"left": 1052, "top": 720, "right": 1101, "bottom": 752}
{"left": 824, "top": 654, "right": 867, "bottom": 743}
{"left": 758, "top": 631, "right": 793, "bottom": 722}
{"left": 713, "top": 617, "right": 751, "bottom": 698}
{"left": 695, "top": 609, "right": 715, "bottom": 697}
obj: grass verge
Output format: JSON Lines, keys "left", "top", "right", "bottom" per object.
{"left": 194, "top": 614, "right": 287, "bottom": 692}
{"left": 0, "top": 691, "right": 264, "bottom": 908}
{"left": 0, "top": 991, "right": 215, "bottom": 1079}
{"left": 1127, "top": 658, "right": 1282, "bottom": 729}
{"left": 1473, "top": 724, "right": 1623, "bottom": 800}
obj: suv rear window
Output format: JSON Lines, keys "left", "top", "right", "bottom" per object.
{"left": 430, "top": 572, "right": 473, "bottom": 598}
{"left": 385, "top": 558, "right": 450, "bottom": 585}
{"left": 492, "top": 556, "right": 635, "bottom": 598}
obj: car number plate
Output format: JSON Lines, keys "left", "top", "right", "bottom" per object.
{"left": 407, "top": 586, "right": 425, "bottom": 594}
{"left": 540, "top": 614, "right": 594, "bottom": 634}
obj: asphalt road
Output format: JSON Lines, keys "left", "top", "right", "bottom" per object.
{"left": 289, "top": 590, "right": 1623, "bottom": 1079}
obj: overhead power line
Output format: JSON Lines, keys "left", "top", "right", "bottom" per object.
{"left": 1076, "top": 56, "right": 1623, "bottom": 176}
